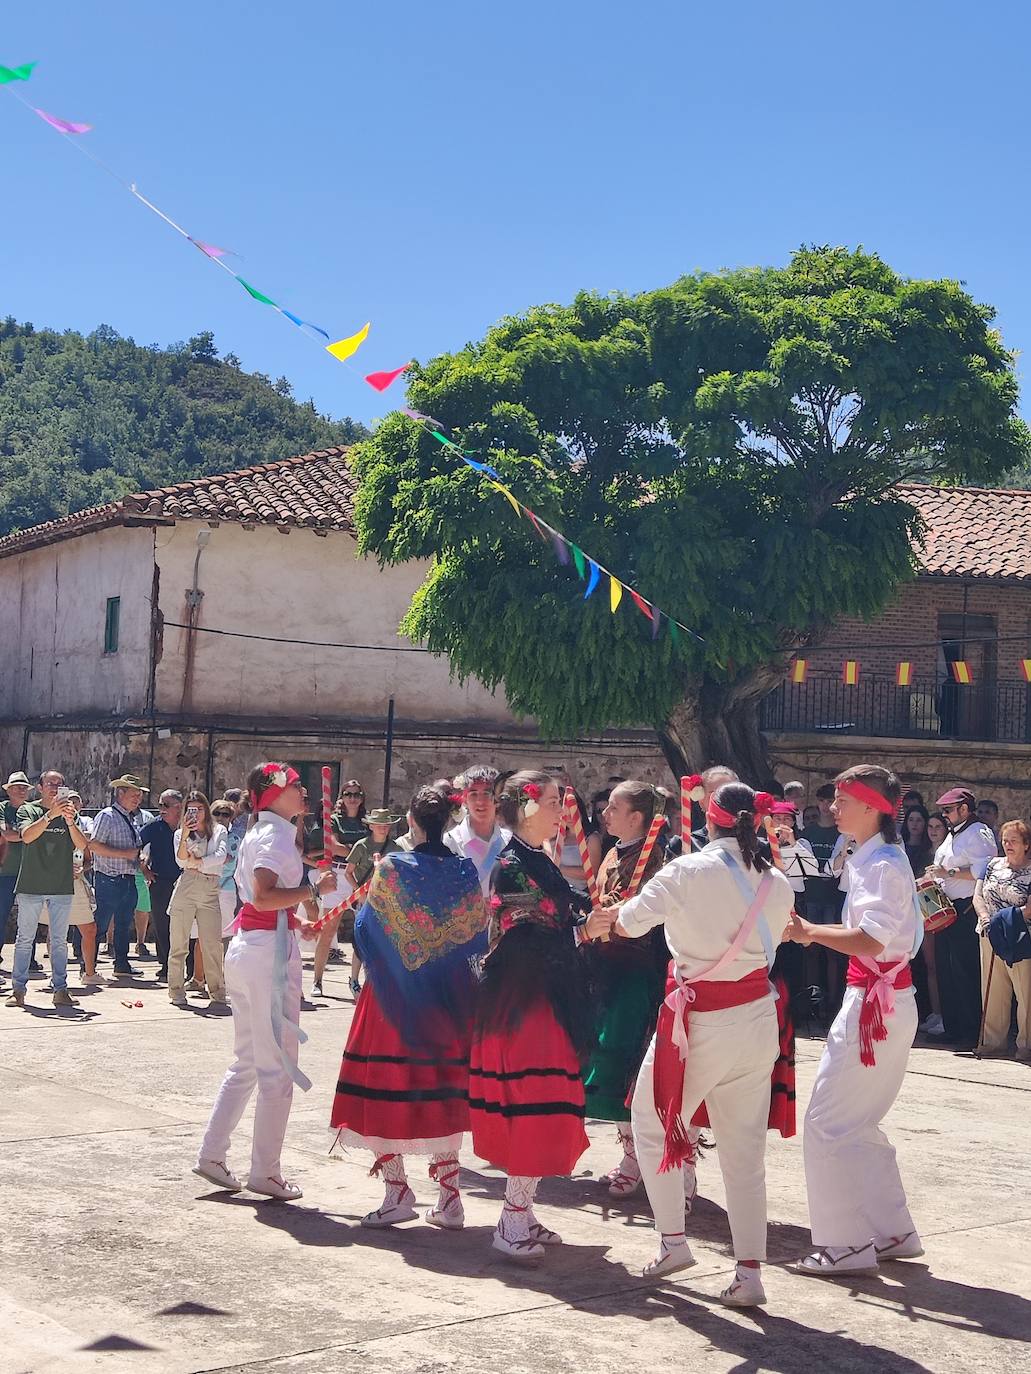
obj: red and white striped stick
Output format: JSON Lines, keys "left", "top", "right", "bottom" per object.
{"left": 680, "top": 775, "right": 692, "bottom": 852}
{"left": 308, "top": 874, "right": 373, "bottom": 934}
{"left": 563, "top": 787, "right": 599, "bottom": 907}
{"left": 320, "top": 766, "right": 333, "bottom": 868}
{"left": 625, "top": 813, "right": 665, "bottom": 898}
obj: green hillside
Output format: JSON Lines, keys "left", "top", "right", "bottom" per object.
{"left": 0, "top": 319, "right": 366, "bottom": 537}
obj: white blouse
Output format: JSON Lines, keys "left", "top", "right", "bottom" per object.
{"left": 619, "top": 837, "right": 794, "bottom": 983}
{"left": 843, "top": 834, "right": 921, "bottom": 962}
{"left": 173, "top": 824, "right": 228, "bottom": 877}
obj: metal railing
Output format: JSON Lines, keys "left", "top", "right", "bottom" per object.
{"left": 760, "top": 674, "right": 1031, "bottom": 744}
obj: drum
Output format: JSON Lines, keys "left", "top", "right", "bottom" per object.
{"left": 915, "top": 874, "right": 956, "bottom": 934}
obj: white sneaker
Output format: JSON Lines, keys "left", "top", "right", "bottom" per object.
{"left": 169, "top": 992, "right": 188, "bottom": 1007}
{"left": 247, "top": 1174, "right": 303, "bottom": 1201}
{"left": 83, "top": 973, "right": 107, "bottom": 987}
{"left": 795, "top": 1244, "right": 879, "bottom": 1278}
{"left": 875, "top": 1232, "right": 924, "bottom": 1260}
{"left": 719, "top": 1265, "right": 767, "bottom": 1307}
{"left": 643, "top": 1238, "right": 697, "bottom": 1279}
{"left": 361, "top": 1186, "right": 418, "bottom": 1227}
{"left": 491, "top": 1228, "right": 544, "bottom": 1262}
{"left": 192, "top": 1159, "right": 242, "bottom": 1192}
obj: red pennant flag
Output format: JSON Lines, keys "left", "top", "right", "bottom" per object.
{"left": 629, "top": 589, "right": 653, "bottom": 620}
{"left": 364, "top": 363, "right": 410, "bottom": 392}
{"left": 525, "top": 509, "right": 548, "bottom": 542}
{"left": 842, "top": 660, "right": 860, "bottom": 686}
{"left": 951, "top": 660, "right": 972, "bottom": 685}
{"left": 896, "top": 661, "right": 913, "bottom": 687}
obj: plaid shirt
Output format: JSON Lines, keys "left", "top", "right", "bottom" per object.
{"left": 89, "top": 803, "right": 143, "bottom": 877}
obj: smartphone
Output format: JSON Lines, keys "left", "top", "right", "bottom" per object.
{"left": 57, "top": 785, "right": 72, "bottom": 801}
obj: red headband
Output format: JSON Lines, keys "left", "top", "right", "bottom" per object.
{"left": 837, "top": 778, "right": 896, "bottom": 816}
{"left": 707, "top": 791, "right": 775, "bottom": 831}
{"left": 251, "top": 763, "right": 300, "bottom": 814}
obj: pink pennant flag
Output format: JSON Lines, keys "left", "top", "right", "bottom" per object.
{"left": 33, "top": 107, "right": 91, "bottom": 135}
{"left": 365, "top": 363, "right": 410, "bottom": 393}
{"left": 189, "top": 237, "right": 235, "bottom": 260}
{"left": 401, "top": 406, "right": 443, "bottom": 427}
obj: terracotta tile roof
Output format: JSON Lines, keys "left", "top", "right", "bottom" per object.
{"left": 898, "top": 483, "right": 1031, "bottom": 584}
{"left": 0, "top": 447, "right": 356, "bottom": 560}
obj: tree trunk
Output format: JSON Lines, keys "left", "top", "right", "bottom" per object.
{"left": 658, "top": 669, "right": 783, "bottom": 787}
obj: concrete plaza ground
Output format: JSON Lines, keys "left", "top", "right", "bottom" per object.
{"left": 2, "top": 950, "right": 1030, "bottom": 1374}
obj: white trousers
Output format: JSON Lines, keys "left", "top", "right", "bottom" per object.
{"left": 198, "top": 929, "right": 301, "bottom": 1181}
{"left": 804, "top": 985, "right": 917, "bottom": 1247}
{"left": 631, "top": 997, "right": 779, "bottom": 1260}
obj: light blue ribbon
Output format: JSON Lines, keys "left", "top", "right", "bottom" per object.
{"left": 713, "top": 847, "right": 776, "bottom": 970}
{"left": 270, "top": 910, "right": 311, "bottom": 1092}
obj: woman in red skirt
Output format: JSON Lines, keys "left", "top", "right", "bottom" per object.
{"left": 470, "top": 770, "right": 611, "bottom": 1261}
{"left": 330, "top": 783, "right": 487, "bottom": 1230}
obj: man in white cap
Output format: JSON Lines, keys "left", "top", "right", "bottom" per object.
{"left": 1, "top": 772, "right": 33, "bottom": 983}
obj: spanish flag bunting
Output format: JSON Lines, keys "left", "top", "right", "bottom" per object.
{"left": 325, "top": 322, "right": 370, "bottom": 362}
{"left": 842, "top": 660, "right": 860, "bottom": 686}
{"left": 1022, "top": 660, "right": 1031, "bottom": 683}
{"left": 790, "top": 659, "right": 808, "bottom": 684}
{"left": 610, "top": 576, "right": 623, "bottom": 612}
{"left": 896, "top": 661, "right": 913, "bottom": 686}
{"left": 950, "top": 660, "right": 972, "bottom": 684}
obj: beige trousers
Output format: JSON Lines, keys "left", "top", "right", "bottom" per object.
{"left": 980, "top": 935, "right": 1031, "bottom": 1052}
{"left": 168, "top": 869, "right": 225, "bottom": 1000}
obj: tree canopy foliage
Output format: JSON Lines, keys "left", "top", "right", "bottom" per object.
{"left": 0, "top": 319, "right": 364, "bottom": 537}
{"left": 352, "top": 246, "right": 1029, "bottom": 777}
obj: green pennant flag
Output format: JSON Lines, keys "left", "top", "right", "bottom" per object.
{"left": 236, "top": 276, "right": 278, "bottom": 306}
{"left": 669, "top": 619, "right": 682, "bottom": 647}
{"left": 571, "top": 545, "right": 586, "bottom": 580}
{"left": 0, "top": 61, "right": 37, "bottom": 84}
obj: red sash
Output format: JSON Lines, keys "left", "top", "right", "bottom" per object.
{"left": 235, "top": 902, "right": 300, "bottom": 933}
{"left": 654, "top": 965, "right": 770, "bottom": 1171}
{"left": 846, "top": 956, "right": 913, "bottom": 1067}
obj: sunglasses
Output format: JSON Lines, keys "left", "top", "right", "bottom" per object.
{"left": 212, "top": 811, "right": 232, "bottom": 819}
{"left": 342, "top": 791, "right": 363, "bottom": 799}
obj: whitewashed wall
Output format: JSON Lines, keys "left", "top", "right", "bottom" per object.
{"left": 0, "top": 525, "right": 154, "bottom": 719}
{"left": 152, "top": 522, "right": 513, "bottom": 724}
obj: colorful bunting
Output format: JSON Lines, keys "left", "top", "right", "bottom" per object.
{"left": 325, "top": 323, "right": 370, "bottom": 362}
{"left": 610, "top": 576, "right": 623, "bottom": 613}
{"left": 896, "top": 662, "right": 913, "bottom": 687}
{"left": 32, "top": 108, "right": 90, "bottom": 134}
{"left": 571, "top": 545, "right": 586, "bottom": 580}
{"left": 365, "top": 363, "right": 409, "bottom": 392}
{"left": 790, "top": 659, "right": 808, "bottom": 684}
{"left": 490, "top": 482, "right": 523, "bottom": 519}
{"left": 189, "top": 237, "right": 234, "bottom": 260}
{"left": 551, "top": 531, "right": 570, "bottom": 565}
{"left": 0, "top": 62, "right": 36, "bottom": 84}
{"left": 525, "top": 509, "right": 547, "bottom": 541}
{"left": 651, "top": 605, "right": 662, "bottom": 640}
{"left": 669, "top": 619, "right": 681, "bottom": 648}
{"left": 950, "top": 660, "right": 972, "bottom": 685}
{"left": 282, "top": 310, "right": 330, "bottom": 339}
{"left": 584, "top": 560, "right": 601, "bottom": 599}
{"left": 1022, "top": 660, "right": 1031, "bottom": 684}
{"left": 842, "top": 660, "right": 860, "bottom": 686}
{"left": 630, "top": 588, "right": 652, "bottom": 620}
{"left": 236, "top": 276, "right": 277, "bottom": 306}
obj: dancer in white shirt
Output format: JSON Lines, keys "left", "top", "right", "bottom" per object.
{"left": 444, "top": 765, "right": 510, "bottom": 896}
{"left": 612, "top": 782, "right": 794, "bottom": 1308}
{"left": 788, "top": 764, "right": 923, "bottom": 1279}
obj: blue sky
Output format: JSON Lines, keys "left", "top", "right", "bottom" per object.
{"left": 3, "top": 1, "right": 1030, "bottom": 427}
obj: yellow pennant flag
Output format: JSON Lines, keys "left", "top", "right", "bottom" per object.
{"left": 790, "top": 659, "right": 807, "bottom": 684}
{"left": 490, "top": 482, "right": 523, "bottom": 519}
{"left": 610, "top": 576, "right": 623, "bottom": 612}
{"left": 325, "top": 322, "right": 370, "bottom": 362}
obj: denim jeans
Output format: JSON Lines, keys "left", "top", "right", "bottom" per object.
{"left": 93, "top": 872, "right": 138, "bottom": 970}
{"left": 13, "top": 894, "right": 73, "bottom": 992}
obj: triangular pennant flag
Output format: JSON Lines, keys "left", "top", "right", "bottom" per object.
{"left": 33, "top": 108, "right": 91, "bottom": 135}
{"left": 430, "top": 429, "right": 462, "bottom": 451}
{"left": 629, "top": 589, "right": 652, "bottom": 620}
{"left": 189, "top": 237, "right": 234, "bottom": 260}
{"left": 365, "top": 363, "right": 410, "bottom": 393}
{"left": 571, "top": 545, "right": 586, "bottom": 580}
{"left": 790, "top": 659, "right": 808, "bottom": 684}
{"left": 550, "top": 531, "right": 570, "bottom": 565}
{"left": 842, "top": 660, "right": 860, "bottom": 686}
{"left": 610, "top": 576, "right": 623, "bottom": 612}
{"left": 325, "top": 323, "right": 371, "bottom": 362}
{"left": 669, "top": 619, "right": 681, "bottom": 647}
{"left": 235, "top": 276, "right": 277, "bottom": 306}
{"left": 1022, "top": 660, "right": 1031, "bottom": 684}
{"left": 0, "top": 62, "right": 37, "bottom": 84}
{"left": 951, "top": 660, "right": 972, "bottom": 684}
{"left": 490, "top": 482, "right": 523, "bottom": 519}
{"left": 282, "top": 311, "right": 330, "bottom": 340}
{"left": 584, "top": 560, "right": 601, "bottom": 599}
{"left": 896, "top": 662, "right": 913, "bottom": 687}
{"left": 651, "top": 605, "right": 662, "bottom": 640}
{"left": 525, "top": 509, "right": 548, "bottom": 542}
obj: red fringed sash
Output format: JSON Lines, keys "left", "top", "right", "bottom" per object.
{"left": 846, "top": 956, "right": 912, "bottom": 1067}
{"left": 235, "top": 902, "right": 300, "bottom": 932}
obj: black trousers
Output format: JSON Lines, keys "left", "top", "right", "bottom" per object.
{"left": 936, "top": 896, "right": 981, "bottom": 1046}
{"left": 149, "top": 877, "right": 176, "bottom": 974}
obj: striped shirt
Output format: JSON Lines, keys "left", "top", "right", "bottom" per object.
{"left": 89, "top": 803, "right": 143, "bottom": 877}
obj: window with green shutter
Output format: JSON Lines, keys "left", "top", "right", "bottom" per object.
{"left": 104, "top": 596, "right": 120, "bottom": 654}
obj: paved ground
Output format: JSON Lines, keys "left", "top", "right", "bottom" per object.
{"left": 3, "top": 949, "right": 1030, "bottom": 1374}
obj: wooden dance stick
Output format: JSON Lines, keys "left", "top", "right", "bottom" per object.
{"left": 625, "top": 813, "right": 666, "bottom": 899}
{"left": 320, "top": 766, "right": 333, "bottom": 867}
{"left": 563, "top": 787, "right": 600, "bottom": 908}
{"left": 681, "top": 775, "right": 692, "bottom": 852}
{"left": 308, "top": 874, "right": 373, "bottom": 935}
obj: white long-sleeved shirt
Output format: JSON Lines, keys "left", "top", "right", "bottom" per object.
{"left": 445, "top": 817, "right": 511, "bottom": 896}
{"left": 843, "top": 833, "right": 921, "bottom": 962}
{"left": 619, "top": 836, "right": 794, "bottom": 983}
{"left": 934, "top": 821, "right": 999, "bottom": 900}
{"left": 173, "top": 823, "right": 229, "bottom": 877}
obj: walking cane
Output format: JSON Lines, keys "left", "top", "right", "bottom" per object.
{"left": 974, "top": 942, "right": 996, "bottom": 1059}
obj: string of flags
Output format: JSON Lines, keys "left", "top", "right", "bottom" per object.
{"left": 1, "top": 58, "right": 706, "bottom": 650}
{"left": 789, "top": 658, "right": 1031, "bottom": 686}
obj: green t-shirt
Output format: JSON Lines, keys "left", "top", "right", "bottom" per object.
{"left": 15, "top": 803, "right": 75, "bottom": 895}
{"left": 1, "top": 800, "right": 23, "bottom": 878}
{"left": 347, "top": 835, "right": 399, "bottom": 887}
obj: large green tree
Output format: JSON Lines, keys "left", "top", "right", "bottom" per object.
{"left": 352, "top": 247, "right": 1028, "bottom": 780}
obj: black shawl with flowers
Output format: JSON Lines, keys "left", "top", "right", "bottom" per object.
{"left": 477, "top": 836, "right": 593, "bottom": 1058}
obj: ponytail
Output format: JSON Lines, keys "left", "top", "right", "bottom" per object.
{"left": 711, "top": 783, "right": 771, "bottom": 873}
